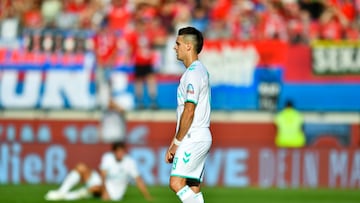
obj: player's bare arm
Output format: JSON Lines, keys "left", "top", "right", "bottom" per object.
{"left": 166, "top": 102, "right": 196, "bottom": 163}
{"left": 135, "top": 177, "right": 153, "bottom": 201}
{"left": 100, "top": 170, "right": 110, "bottom": 200}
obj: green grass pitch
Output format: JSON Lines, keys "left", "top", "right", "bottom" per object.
{"left": 0, "top": 184, "right": 359, "bottom": 203}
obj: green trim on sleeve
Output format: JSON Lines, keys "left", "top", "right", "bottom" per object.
{"left": 185, "top": 99, "right": 197, "bottom": 105}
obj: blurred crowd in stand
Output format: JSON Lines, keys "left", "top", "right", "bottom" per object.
{"left": 0, "top": 0, "right": 359, "bottom": 112}
{"left": 1, "top": 0, "right": 359, "bottom": 46}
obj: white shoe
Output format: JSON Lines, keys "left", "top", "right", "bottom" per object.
{"left": 76, "top": 187, "right": 91, "bottom": 199}
{"left": 44, "top": 190, "right": 65, "bottom": 201}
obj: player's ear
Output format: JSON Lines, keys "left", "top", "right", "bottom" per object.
{"left": 186, "top": 42, "right": 192, "bottom": 51}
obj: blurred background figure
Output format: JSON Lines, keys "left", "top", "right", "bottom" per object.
{"left": 206, "top": 0, "right": 232, "bottom": 40}
{"left": 129, "top": 15, "right": 158, "bottom": 110}
{"left": 282, "top": 0, "right": 310, "bottom": 44}
{"left": 93, "top": 17, "right": 117, "bottom": 106}
{"left": 93, "top": 18, "right": 128, "bottom": 143}
{"left": 22, "top": 0, "right": 43, "bottom": 29}
{"left": 41, "top": 0, "right": 62, "bottom": 28}
{"left": 191, "top": 4, "right": 209, "bottom": 33}
{"left": 0, "top": 0, "right": 23, "bottom": 48}
{"left": 226, "top": 0, "right": 257, "bottom": 41}
{"left": 106, "top": 0, "right": 133, "bottom": 32}
{"left": 258, "top": 0, "right": 288, "bottom": 41}
{"left": 274, "top": 100, "right": 305, "bottom": 148}
{"left": 44, "top": 142, "right": 153, "bottom": 201}
{"left": 98, "top": 77, "right": 127, "bottom": 143}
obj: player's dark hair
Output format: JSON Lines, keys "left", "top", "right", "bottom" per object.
{"left": 178, "top": 27, "right": 204, "bottom": 54}
{"left": 112, "top": 141, "right": 126, "bottom": 151}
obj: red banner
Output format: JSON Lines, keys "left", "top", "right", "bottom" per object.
{"left": 0, "top": 118, "right": 359, "bottom": 188}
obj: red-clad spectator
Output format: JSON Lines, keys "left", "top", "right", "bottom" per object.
{"left": 355, "top": 0, "right": 360, "bottom": 15}
{"left": 208, "top": 0, "right": 231, "bottom": 21}
{"left": 148, "top": 16, "right": 168, "bottom": 47}
{"left": 308, "top": 20, "right": 321, "bottom": 41}
{"left": 344, "top": 22, "right": 359, "bottom": 41}
{"left": 1, "top": 0, "right": 28, "bottom": 19}
{"left": 93, "top": 19, "right": 118, "bottom": 112}
{"left": 127, "top": 18, "right": 158, "bottom": 109}
{"left": 0, "top": 0, "right": 11, "bottom": 19}
{"left": 319, "top": 5, "right": 349, "bottom": 40}
{"left": 320, "top": 18, "right": 343, "bottom": 40}
{"left": 227, "top": 0, "right": 257, "bottom": 41}
{"left": 107, "top": 0, "right": 133, "bottom": 32}
{"left": 22, "top": 0, "right": 43, "bottom": 29}
{"left": 329, "top": 0, "right": 356, "bottom": 22}
{"left": 282, "top": 0, "right": 308, "bottom": 43}
{"left": 159, "top": 0, "right": 192, "bottom": 34}
{"left": 341, "top": 0, "right": 356, "bottom": 22}
{"left": 137, "top": 2, "right": 158, "bottom": 19}
{"left": 257, "top": 1, "right": 288, "bottom": 41}
{"left": 64, "top": 0, "right": 95, "bottom": 28}
{"left": 172, "top": 2, "right": 192, "bottom": 32}
{"left": 205, "top": 0, "right": 232, "bottom": 39}
{"left": 159, "top": 0, "right": 178, "bottom": 33}
{"left": 65, "top": 0, "right": 88, "bottom": 13}
{"left": 147, "top": 15, "right": 168, "bottom": 76}
{"left": 64, "top": 0, "right": 86, "bottom": 21}
{"left": 93, "top": 21, "right": 117, "bottom": 68}
{"left": 113, "top": 32, "right": 132, "bottom": 68}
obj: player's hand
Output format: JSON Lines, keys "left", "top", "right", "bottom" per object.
{"left": 165, "top": 144, "right": 177, "bottom": 163}
{"left": 165, "top": 149, "right": 174, "bottom": 163}
{"left": 101, "top": 189, "right": 110, "bottom": 201}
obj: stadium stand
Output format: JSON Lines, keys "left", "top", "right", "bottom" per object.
{"left": 1, "top": 1, "right": 360, "bottom": 191}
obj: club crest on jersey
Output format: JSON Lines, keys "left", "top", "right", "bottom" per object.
{"left": 186, "top": 84, "right": 194, "bottom": 94}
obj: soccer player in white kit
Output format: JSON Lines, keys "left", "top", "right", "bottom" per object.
{"left": 165, "top": 27, "right": 212, "bottom": 203}
{"left": 45, "top": 142, "right": 152, "bottom": 201}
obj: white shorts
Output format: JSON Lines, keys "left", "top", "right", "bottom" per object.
{"left": 171, "top": 129, "right": 212, "bottom": 182}
{"left": 85, "top": 171, "right": 127, "bottom": 201}
{"left": 105, "top": 179, "right": 128, "bottom": 201}
{"left": 85, "top": 171, "right": 102, "bottom": 188}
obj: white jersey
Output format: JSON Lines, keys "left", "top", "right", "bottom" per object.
{"left": 176, "top": 60, "right": 211, "bottom": 141}
{"left": 99, "top": 152, "right": 139, "bottom": 200}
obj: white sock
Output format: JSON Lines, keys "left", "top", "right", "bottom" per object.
{"left": 195, "top": 192, "right": 204, "bottom": 203}
{"left": 63, "top": 187, "right": 90, "bottom": 200}
{"left": 176, "top": 185, "right": 198, "bottom": 203}
{"left": 58, "top": 170, "right": 81, "bottom": 193}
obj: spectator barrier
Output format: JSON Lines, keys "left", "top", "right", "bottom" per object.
{"left": 0, "top": 116, "right": 359, "bottom": 188}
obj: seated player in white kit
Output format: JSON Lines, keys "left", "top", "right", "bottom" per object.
{"left": 45, "top": 142, "right": 152, "bottom": 201}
